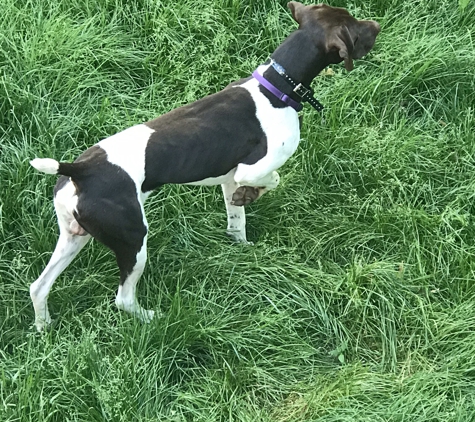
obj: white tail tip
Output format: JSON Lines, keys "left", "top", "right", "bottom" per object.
{"left": 30, "top": 158, "right": 60, "bottom": 175}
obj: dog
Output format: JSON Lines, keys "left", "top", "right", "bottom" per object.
{"left": 29, "top": 2, "right": 380, "bottom": 331}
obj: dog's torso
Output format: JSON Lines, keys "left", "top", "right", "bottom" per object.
{"left": 69, "top": 69, "right": 300, "bottom": 202}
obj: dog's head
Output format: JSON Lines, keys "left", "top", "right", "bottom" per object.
{"left": 288, "top": 2, "right": 380, "bottom": 71}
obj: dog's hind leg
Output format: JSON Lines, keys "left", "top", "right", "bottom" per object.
{"left": 221, "top": 180, "right": 250, "bottom": 244}
{"left": 30, "top": 180, "right": 91, "bottom": 331}
{"left": 114, "top": 236, "right": 155, "bottom": 323}
{"left": 74, "top": 189, "right": 155, "bottom": 323}
{"left": 30, "top": 228, "right": 91, "bottom": 334}
{"left": 30, "top": 233, "right": 91, "bottom": 331}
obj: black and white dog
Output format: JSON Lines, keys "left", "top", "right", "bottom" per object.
{"left": 29, "top": 2, "right": 380, "bottom": 331}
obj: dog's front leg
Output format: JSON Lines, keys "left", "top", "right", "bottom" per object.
{"left": 231, "top": 170, "right": 280, "bottom": 207}
{"left": 221, "top": 181, "right": 251, "bottom": 244}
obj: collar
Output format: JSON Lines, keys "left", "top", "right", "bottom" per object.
{"left": 252, "top": 60, "right": 324, "bottom": 112}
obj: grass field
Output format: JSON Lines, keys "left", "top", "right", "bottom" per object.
{"left": 1, "top": 0, "right": 475, "bottom": 420}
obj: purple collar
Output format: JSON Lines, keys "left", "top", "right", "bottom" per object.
{"left": 252, "top": 70, "right": 303, "bottom": 112}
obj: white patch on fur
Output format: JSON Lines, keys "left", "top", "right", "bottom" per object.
{"left": 98, "top": 124, "right": 155, "bottom": 235}
{"left": 54, "top": 180, "right": 80, "bottom": 225}
{"left": 233, "top": 65, "right": 300, "bottom": 185}
{"left": 98, "top": 124, "right": 155, "bottom": 189}
{"left": 30, "top": 158, "right": 60, "bottom": 174}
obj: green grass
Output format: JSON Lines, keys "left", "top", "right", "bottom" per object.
{"left": 1, "top": 0, "right": 475, "bottom": 420}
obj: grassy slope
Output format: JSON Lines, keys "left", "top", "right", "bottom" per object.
{"left": 1, "top": 0, "right": 475, "bottom": 420}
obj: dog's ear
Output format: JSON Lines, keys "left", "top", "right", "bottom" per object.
{"left": 326, "top": 25, "right": 355, "bottom": 71}
{"left": 288, "top": 1, "right": 306, "bottom": 25}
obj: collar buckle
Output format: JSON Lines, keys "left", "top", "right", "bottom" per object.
{"left": 254, "top": 60, "right": 324, "bottom": 112}
{"left": 269, "top": 60, "right": 324, "bottom": 112}
{"left": 293, "top": 83, "right": 312, "bottom": 99}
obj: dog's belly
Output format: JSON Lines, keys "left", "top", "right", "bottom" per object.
{"left": 185, "top": 169, "right": 236, "bottom": 186}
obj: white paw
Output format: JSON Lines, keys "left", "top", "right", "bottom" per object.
{"left": 269, "top": 171, "right": 280, "bottom": 189}
{"left": 139, "top": 309, "right": 155, "bottom": 323}
{"left": 34, "top": 313, "right": 52, "bottom": 332}
{"left": 226, "top": 230, "right": 253, "bottom": 245}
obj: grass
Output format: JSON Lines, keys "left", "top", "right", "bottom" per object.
{"left": 1, "top": 0, "right": 475, "bottom": 420}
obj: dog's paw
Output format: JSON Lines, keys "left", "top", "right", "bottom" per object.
{"left": 34, "top": 314, "right": 52, "bottom": 333}
{"left": 139, "top": 309, "right": 155, "bottom": 323}
{"left": 226, "top": 230, "right": 254, "bottom": 245}
{"left": 231, "top": 186, "right": 261, "bottom": 206}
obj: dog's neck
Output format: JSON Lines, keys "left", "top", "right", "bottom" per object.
{"left": 265, "top": 29, "right": 327, "bottom": 89}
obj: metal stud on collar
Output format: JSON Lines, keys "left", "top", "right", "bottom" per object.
{"left": 270, "top": 60, "right": 324, "bottom": 112}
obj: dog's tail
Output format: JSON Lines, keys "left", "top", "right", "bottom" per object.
{"left": 30, "top": 158, "right": 80, "bottom": 178}
{"left": 30, "top": 158, "right": 60, "bottom": 174}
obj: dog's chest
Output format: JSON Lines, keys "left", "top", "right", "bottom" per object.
{"left": 238, "top": 78, "right": 300, "bottom": 164}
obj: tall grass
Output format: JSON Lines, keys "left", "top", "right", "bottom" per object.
{"left": 1, "top": 0, "right": 475, "bottom": 420}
